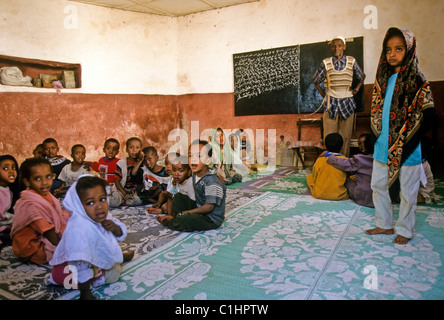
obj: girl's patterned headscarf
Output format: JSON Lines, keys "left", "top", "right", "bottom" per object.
{"left": 370, "top": 28, "right": 435, "bottom": 187}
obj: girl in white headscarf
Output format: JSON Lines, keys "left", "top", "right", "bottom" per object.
{"left": 47, "top": 175, "right": 132, "bottom": 300}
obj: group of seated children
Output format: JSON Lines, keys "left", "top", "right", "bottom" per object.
{"left": 307, "top": 132, "right": 436, "bottom": 245}
{"left": 307, "top": 132, "right": 436, "bottom": 208}
{"left": 2, "top": 129, "right": 436, "bottom": 297}
{"left": 307, "top": 132, "right": 375, "bottom": 208}
{"left": 0, "top": 136, "right": 228, "bottom": 299}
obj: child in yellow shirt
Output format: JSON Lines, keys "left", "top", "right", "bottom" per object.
{"left": 306, "top": 133, "right": 349, "bottom": 200}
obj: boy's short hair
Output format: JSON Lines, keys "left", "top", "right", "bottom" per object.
{"left": 33, "top": 144, "right": 44, "bottom": 151}
{"left": 173, "top": 155, "right": 191, "bottom": 170}
{"left": 126, "top": 137, "right": 142, "bottom": 148}
{"left": 76, "top": 175, "right": 107, "bottom": 200}
{"left": 104, "top": 138, "right": 120, "bottom": 149}
{"left": 189, "top": 139, "right": 213, "bottom": 158}
{"left": 324, "top": 133, "right": 343, "bottom": 153}
{"left": 143, "top": 146, "right": 157, "bottom": 156}
{"left": 71, "top": 144, "right": 86, "bottom": 154}
{"left": 42, "top": 138, "right": 58, "bottom": 146}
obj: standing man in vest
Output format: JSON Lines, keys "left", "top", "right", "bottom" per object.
{"left": 312, "top": 36, "right": 366, "bottom": 157}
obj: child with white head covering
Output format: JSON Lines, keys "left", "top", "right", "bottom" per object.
{"left": 47, "top": 174, "right": 132, "bottom": 300}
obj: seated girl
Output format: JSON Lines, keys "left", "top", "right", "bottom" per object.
{"left": 48, "top": 175, "right": 133, "bottom": 300}
{"left": 0, "top": 155, "right": 20, "bottom": 252}
{"left": 11, "top": 158, "right": 70, "bottom": 264}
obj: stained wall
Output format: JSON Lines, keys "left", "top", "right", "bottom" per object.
{"left": 1, "top": 0, "right": 443, "bottom": 167}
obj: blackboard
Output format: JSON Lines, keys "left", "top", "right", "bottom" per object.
{"left": 233, "top": 37, "right": 364, "bottom": 116}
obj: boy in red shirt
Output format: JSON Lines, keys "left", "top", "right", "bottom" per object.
{"left": 89, "top": 138, "right": 120, "bottom": 185}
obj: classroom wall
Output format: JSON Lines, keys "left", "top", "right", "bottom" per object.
{"left": 1, "top": 0, "right": 443, "bottom": 167}
{"left": 0, "top": 0, "right": 178, "bottom": 94}
{"left": 176, "top": 0, "right": 444, "bottom": 94}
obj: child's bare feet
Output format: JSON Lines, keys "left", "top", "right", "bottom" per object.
{"left": 147, "top": 207, "right": 163, "bottom": 214}
{"left": 157, "top": 215, "right": 173, "bottom": 226}
{"left": 393, "top": 235, "right": 410, "bottom": 245}
{"left": 365, "top": 227, "right": 394, "bottom": 235}
{"left": 123, "top": 250, "right": 135, "bottom": 262}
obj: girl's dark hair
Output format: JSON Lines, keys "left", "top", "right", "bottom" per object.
{"left": 384, "top": 27, "right": 405, "bottom": 47}
{"left": 0, "top": 155, "right": 21, "bottom": 210}
{"left": 19, "top": 157, "right": 52, "bottom": 181}
{"left": 0, "top": 155, "right": 17, "bottom": 166}
{"left": 75, "top": 176, "right": 107, "bottom": 199}
{"left": 383, "top": 27, "right": 407, "bottom": 64}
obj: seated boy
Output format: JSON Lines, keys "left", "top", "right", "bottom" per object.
{"left": 88, "top": 138, "right": 120, "bottom": 185}
{"left": 306, "top": 133, "right": 349, "bottom": 200}
{"left": 54, "top": 144, "right": 90, "bottom": 197}
{"left": 325, "top": 133, "right": 374, "bottom": 207}
{"left": 42, "top": 138, "right": 70, "bottom": 195}
{"left": 109, "top": 137, "right": 144, "bottom": 207}
{"left": 132, "top": 146, "right": 170, "bottom": 204}
{"left": 157, "top": 140, "right": 226, "bottom": 232}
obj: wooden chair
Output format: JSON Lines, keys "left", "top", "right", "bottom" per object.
{"left": 291, "top": 118, "right": 324, "bottom": 169}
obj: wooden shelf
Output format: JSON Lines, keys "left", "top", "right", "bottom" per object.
{"left": 0, "top": 54, "right": 81, "bottom": 89}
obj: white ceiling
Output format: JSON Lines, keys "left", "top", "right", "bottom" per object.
{"left": 69, "top": 0, "right": 259, "bottom": 16}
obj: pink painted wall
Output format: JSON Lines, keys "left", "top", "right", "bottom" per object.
{"left": 2, "top": 81, "right": 443, "bottom": 170}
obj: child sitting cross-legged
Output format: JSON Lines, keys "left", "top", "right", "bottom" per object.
{"left": 11, "top": 158, "right": 71, "bottom": 264}
{"left": 324, "top": 133, "right": 374, "bottom": 207}
{"left": 47, "top": 175, "right": 134, "bottom": 300}
{"left": 306, "top": 133, "right": 349, "bottom": 201}
{"left": 157, "top": 140, "right": 226, "bottom": 232}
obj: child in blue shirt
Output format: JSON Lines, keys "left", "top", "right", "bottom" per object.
{"left": 366, "top": 28, "right": 435, "bottom": 245}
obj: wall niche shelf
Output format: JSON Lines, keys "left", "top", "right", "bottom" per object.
{"left": 0, "top": 54, "right": 81, "bottom": 90}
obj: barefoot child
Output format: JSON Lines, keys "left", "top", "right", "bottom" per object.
{"left": 157, "top": 140, "right": 226, "bottom": 232}
{"left": 366, "top": 28, "right": 436, "bottom": 245}
{"left": 0, "top": 155, "right": 20, "bottom": 251}
{"left": 11, "top": 158, "right": 70, "bottom": 264}
{"left": 48, "top": 175, "right": 133, "bottom": 300}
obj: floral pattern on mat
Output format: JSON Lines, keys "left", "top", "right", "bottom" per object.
{"left": 59, "top": 192, "right": 444, "bottom": 300}
{"left": 0, "top": 189, "right": 260, "bottom": 300}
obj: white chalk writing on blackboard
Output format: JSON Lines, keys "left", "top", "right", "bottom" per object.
{"left": 233, "top": 46, "right": 300, "bottom": 102}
